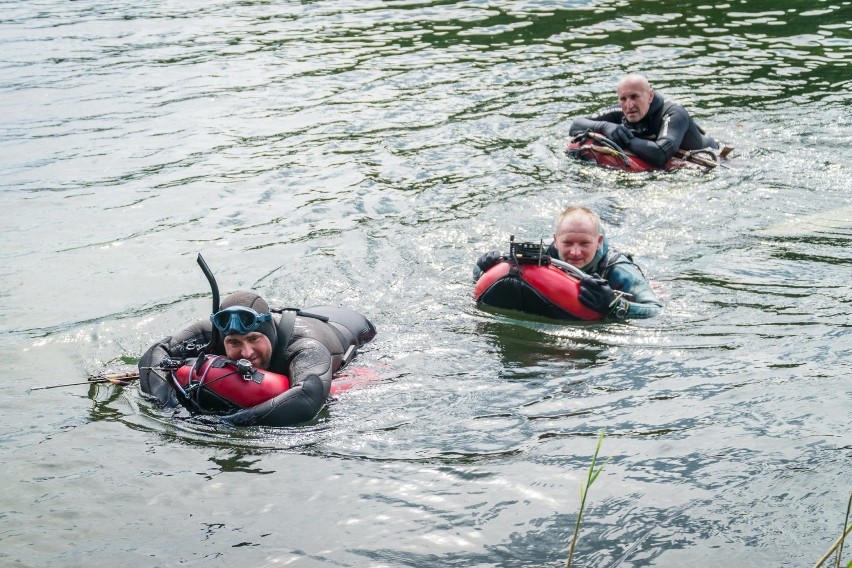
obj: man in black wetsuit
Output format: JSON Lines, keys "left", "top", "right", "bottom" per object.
{"left": 138, "top": 291, "right": 376, "bottom": 426}
{"left": 569, "top": 74, "right": 718, "bottom": 169}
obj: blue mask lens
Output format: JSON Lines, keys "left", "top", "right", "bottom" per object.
{"left": 210, "top": 306, "right": 272, "bottom": 335}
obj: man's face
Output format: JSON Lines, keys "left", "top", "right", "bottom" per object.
{"left": 618, "top": 79, "right": 654, "bottom": 123}
{"left": 554, "top": 213, "right": 603, "bottom": 268}
{"left": 224, "top": 332, "right": 273, "bottom": 370}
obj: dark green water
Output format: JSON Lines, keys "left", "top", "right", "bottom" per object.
{"left": 1, "top": 1, "right": 850, "bottom": 566}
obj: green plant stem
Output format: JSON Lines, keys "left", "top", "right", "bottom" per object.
{"left": 566, "top": 430, "right": 609, "bottom": 568}
{"left": 812, "top": 492, "right": 852, "bottom": 568}
{"left": 812, "top": 524, "right": 852, "bottom": 568}
{"left": 837, "top": 493, "right": 852, "bottom": 568}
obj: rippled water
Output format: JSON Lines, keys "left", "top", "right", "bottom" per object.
{"left": 1, "top": 1, "right": 850, "bottom": 566}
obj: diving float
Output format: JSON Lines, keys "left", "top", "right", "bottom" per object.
{"left": 168, "top": 355, "right": 375, "bottom": 418}
{"left": 474, "top": 238, "right": 603, "bottom": 321}
{"left": 565, "top": 130, "right": 725, "bottom": 172}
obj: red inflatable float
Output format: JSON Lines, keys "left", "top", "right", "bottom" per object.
{"left": 171, "top": 355, "right": 375, "bottom": 415}
{"left": 565, "top": 131, "right": 722, "bottom": 172}
{"left": 473, "top": 240, "right": 603, "bottom": 321}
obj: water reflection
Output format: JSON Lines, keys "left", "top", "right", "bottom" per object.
{"left": 474, "top": 317, "right": 605, "bottom": 369}
{"left": 207, "top": 451, "right": 276, "bottom": 477}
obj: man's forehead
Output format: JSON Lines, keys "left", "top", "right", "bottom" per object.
{"left": 557, "top": 224, "right": 598, "bottom": 238}
{"left": 225, "top": 331, "right": 265, "bottom": 341}
{"left": 560, "top": 210, "right": 598, "bottom": 228}
{"left": 619, "top": 78, "right": 651, "bottom": 92}
{"left": 619, "top": 84, "right": 644, "bottom": 95}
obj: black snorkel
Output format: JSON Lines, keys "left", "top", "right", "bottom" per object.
{"left": 197, "top": 253, "right": 220, "bottom": 319}
{"left": 196, "top": 253, "right": 220, "bottom": 371}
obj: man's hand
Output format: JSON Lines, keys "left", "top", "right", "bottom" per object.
{"left": 579, "top": 275, "right": 617, "bottom": 315}
{"left": 599, "top": 123, "right": 635, "bottom": 148}
{"left": 476, "top": 250, "right": 503, "bottom": 273}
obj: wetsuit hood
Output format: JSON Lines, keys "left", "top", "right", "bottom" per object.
{"left": 216, "top": 291, "right": 278, "bottom": 351}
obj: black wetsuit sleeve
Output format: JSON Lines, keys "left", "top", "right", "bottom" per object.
{"left": 285, "top": 336, "right": 335, "bottom": 391}
{"left": 624, "top": 104, "right": 691, "bottom": 168}
{"left": 569, "top": 108, "right": 624, "bottom": 136}
{"left": 473, "top": 260, "right": 486, "bottom": 282}
{"left": 224, "top": 335, "right": 334, "bottom": 427}
{"left": 137, "top": 320, "right": 212, "bottom": 407}
{"left": 224, "top": 373, "right": 328, "bottom": 426}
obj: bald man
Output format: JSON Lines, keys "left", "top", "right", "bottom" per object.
{"left": 569, "top": 74, "right": 718, "bottom": 168}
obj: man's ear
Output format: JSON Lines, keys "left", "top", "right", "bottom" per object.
{"left": 597, "top": 234, "right": 604, "bottom": 249}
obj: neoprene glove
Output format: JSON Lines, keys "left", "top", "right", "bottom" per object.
{"left": 476, "top": 250, "right": 502, "bottom": 272}
{"left": 579, "top": 275, "right": 618, "bottom": 315}
{"left": 599, "top": 123, "right": 634, "bottom": 148}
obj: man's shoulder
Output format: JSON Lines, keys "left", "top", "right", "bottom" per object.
{"left": 600, "top": 248, "right": 639, "bottom": 274}
{"left": 659, "top": 97, "right": 690, "bottom": 118}
{"left": 171, "top": 319, "right": 213, "bottom": 342}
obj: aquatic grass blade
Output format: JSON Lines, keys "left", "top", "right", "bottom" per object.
{"left": 566, "top": 430, "right": 609, "bottom": 568}
{"left": 813, "top": 492, "right": 852, "bottom": 568}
